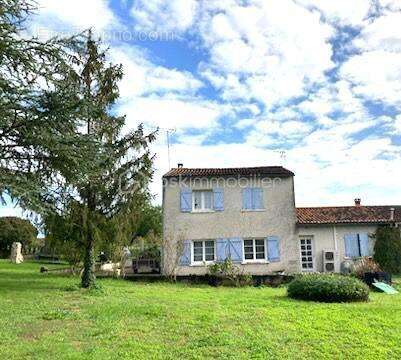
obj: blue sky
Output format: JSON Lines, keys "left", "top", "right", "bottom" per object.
{"left": 3, "top": 0, "right": 401, "bottom": 217}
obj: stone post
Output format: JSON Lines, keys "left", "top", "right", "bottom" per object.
{"left": 10, "top": 242, "right": 24, "bottom": 264}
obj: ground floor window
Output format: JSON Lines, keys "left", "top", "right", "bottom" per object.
{"left": 300, "top": 237, "right": 314, "bottom": 271}
{"left": 244, "top": 238, "right": 266, "bottom": 261}
{"left": 344, "top": 233, "right": 370, "bottom": 258}
{"left": 192, "top": 240, "right": 215, "bottom": 263}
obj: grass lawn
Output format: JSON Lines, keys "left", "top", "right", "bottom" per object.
{"left": 1, "top": 261, "right": 401, "bottom": 359}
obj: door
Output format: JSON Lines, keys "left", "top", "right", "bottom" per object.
{"left": 299, "top": 236, "right": 314, "bottom": 271}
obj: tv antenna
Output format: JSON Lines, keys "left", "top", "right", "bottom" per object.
{"left": 275, "top": 150, "right": 287, "bottom": 165}
{"left": 164, "top": 127, "right": 176, "bottom": 169}
{"left": 145, "top": 126, "right": 176, "bottom": 169}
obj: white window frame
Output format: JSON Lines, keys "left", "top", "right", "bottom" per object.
{"left": 192, "top": 190, "right": 214, "bottom": 212}
{"left": 191, "top": 240, "right": 216, "bottom": 265}
{"left": 299, "top": 236, "right": 315, "bottom": 272}
{"left": 242, "top": 238, "right": 267, "bottom": 263}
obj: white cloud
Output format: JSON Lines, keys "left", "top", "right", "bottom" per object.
{"left": 109, "top": 46, "right": 229, "bottom": 132}
{"left": 340, "top": 10, "right": 401, "bottom": 108}
{"left": 340, "top": 50, "right": 401, "bottom": 107}
{"left": 149, "top": 127, "right": 401, "bottom": 206}
{"left": 109, "top": 46, "right": 203, "bottom": 98}
{"left": 235, "top": 118, "right": 258, "bottom": 129}
{"left": 119, "top": 95, "right": 228, "bottom": 130}
{"left": 34, "top": 0, "right": 116, "bottom": 33}
{"left": 131, "top": 0, "right": 199, "bottom": 33}
{"left": 392, "top": 115, "right": 401, "bottom": 133}
{"left": 298, "top": 80, "right": 366, "bottom": 118}
{"left": 353, "top": 11, "right": 401, "bottom": 52}
{"left": 245, "top": 119, "right": 313, "bottom": 147}
{"left": 379, "top": 0, "right": 401, "bottom": 11}
{"left": 131, "top": 0, "right": 335, "bottom": 109}
{"left": 297, "top": 0, "right": 372, "bottom": 27}
{"left": 198, "top": 0, "right": 335, "bottom": 109}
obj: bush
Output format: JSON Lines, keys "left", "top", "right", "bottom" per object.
{"left": 287, "top": 274, "right": 369, "bottom": 302}
{"left": 352, "top": 257, "right": 381, "bottom": 279}
{"left": 208, "top": 259, "right": 252, "bottom": 287}
{"left": 373, "top": 226, "right": 401, "bottom": 274}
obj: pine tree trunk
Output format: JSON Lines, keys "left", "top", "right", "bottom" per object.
{"left": 81, "top": 225, "right": 95, "bottom": 288}
{"left": 81, "top": 193, "right": 96, "bottom": 288}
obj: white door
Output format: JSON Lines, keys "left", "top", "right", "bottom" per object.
{"left": 299, "top": 237, "right": 314, "bottom": 271}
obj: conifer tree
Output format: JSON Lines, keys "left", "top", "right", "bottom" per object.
{"left": 58, "top": 32, "right": 155, "bottom": 288}
{"left": 0, "top": 0, "right": 95, "bottom": 211}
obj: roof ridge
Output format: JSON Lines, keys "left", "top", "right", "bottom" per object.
{"left": 297, "top": 205, "right": 400, "bottom": 225}
{"left": 163, "top": 166, "right": 294, "bottom": 178}
{"left": 167, "top": 165, "right": 286, "bottom": 169}
{"left": 297, "top": 205, "right": 400, "bottom": 209}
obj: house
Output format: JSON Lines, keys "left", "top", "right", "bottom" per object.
{"left": 162, "top": 165, "right": 400, "bottom": 275}
{"left": 297, "top": 205, "right": 400, "bottom": 272}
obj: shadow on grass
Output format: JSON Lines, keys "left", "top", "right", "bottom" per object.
{"left": 0, "top": 279, "right": 74, "bottom": 293}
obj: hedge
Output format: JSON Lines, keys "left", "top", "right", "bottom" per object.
{"left": 287, "top": 274, "right": 369, "bottom": 302}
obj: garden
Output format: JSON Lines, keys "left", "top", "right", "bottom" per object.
{"left": 1, "top": 260, "right": 401, "bottom": 359}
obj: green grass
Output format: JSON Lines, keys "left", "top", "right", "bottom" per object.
{"left": 1, "top": 261, "right": 401, "bottom": 359}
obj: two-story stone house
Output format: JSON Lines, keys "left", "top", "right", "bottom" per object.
{"left": 162, "top": 165, "right": 401, "bottom": 275}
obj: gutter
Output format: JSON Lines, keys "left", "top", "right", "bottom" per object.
{"left": 333, "top": 225, "right": 338, "bottom": 251}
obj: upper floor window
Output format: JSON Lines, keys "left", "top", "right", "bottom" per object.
{"left": 243, "top": 238, "right": 266, "bottom": 261}
{"left": 193, "top": 240, "right": 215, "bottom": 263}
{"left": 180, "top": 187, "right": 222, "bottom": 213}
{"left": 242, "top": 187, "right": 264, "bottom": 210}
{"left": 192, "top": 190, "right": 213, "bottom": 211}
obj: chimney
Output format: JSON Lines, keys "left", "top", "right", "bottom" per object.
{"left": 390, "top": 207, "right": 395, "bottom": 221}
{"left": 177, "top": 163, "right": 183, "bottom": 168}
{"left": 354, "top": 198, "right": 361, "bottom": 206}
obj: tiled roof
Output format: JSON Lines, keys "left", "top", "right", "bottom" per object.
{"left": 163, "top": 166, "right": 294, "bottom": 178}
{"left": 297, "top": 206, "right": 401, "bottom": 225}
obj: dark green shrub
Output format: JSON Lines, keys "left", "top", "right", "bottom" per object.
{"left": 373, "top": 226, "right": 401, "bottom": 274}
{"left": 287, "top": 274, "right": 369, "bottom": 302}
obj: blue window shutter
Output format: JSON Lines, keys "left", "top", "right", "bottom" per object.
{"left": 213, "top": 188, "right": 224, "bottom": 211}
{"left": 252, "top": 188, "right": 264, "bottom": 209}
{"left": 179, "top": 240, "right": 191, "bottom": 266}
{"left": 227, "top": 238, "right": 243, "bottom": 263}
{"left": 267, "top": 236, "right": 280, "bottom": 262}
{"left": 180, "top": 188, "right": 192, "bottom": 212}
{"left": 216, "top": 239, "right": 228, "bottom": 262}
{"left": 359, "top": 233, "right": 370, "bottom": 256}
{"left": 242, "top": 188, "right": 252, "bottom": 209}
{"left": 344, "top": 234, "right": 359, "bottom": 257}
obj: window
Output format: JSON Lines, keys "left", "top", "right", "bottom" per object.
{"left": 344, "top": 233, "right": 370, "bottom": 258}
{"left": 242, "top": 188, "right": 264, "bottom": 210}
{"left": 192, "top": 240, "right": 215, "bottom": 263}
{"left": 193, "top": 190, "right": 213, "bottom": 211}
{"left": 300, "top": 237, "right": 314, "bottom": 271}
{"left": 243, "top": 239, "right": 266, "bottom": 261}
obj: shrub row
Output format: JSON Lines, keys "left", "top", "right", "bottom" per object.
{"left": 287, "top": 274, "right": 369, "bottom": 302}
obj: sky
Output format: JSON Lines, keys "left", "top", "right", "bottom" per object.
{"left": 3, "top": 0, "right": 401, "bottom": 217}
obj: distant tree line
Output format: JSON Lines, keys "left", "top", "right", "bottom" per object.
{"left": 0, "top": 217, "right": 40, "bottom": 257}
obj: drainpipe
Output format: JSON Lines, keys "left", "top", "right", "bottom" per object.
{"left": 333, "top": 225, "right": 338, "bottom": 251}
{"left": 390, "top": 208, "right": 395, "bottom": 222}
